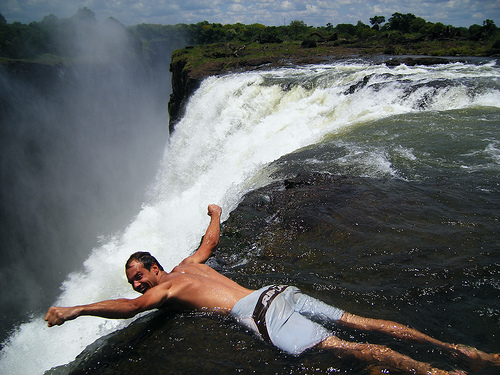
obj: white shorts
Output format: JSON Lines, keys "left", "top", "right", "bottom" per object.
{"left": 231, "top": 285, "right": 344, "bottom": 355}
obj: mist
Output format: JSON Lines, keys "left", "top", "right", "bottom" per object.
{"left": 0, "top": 15, "right": 175, "bottom": 343}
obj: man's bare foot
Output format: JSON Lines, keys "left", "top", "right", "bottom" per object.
{"left": 366, "top": 364, "right": 466, "bottom": 375}
{"left": 430, "top": 369, "right": 467, "bottom": 375}
{"left": 450, "top": 344, "right": 500, "bottom": 370}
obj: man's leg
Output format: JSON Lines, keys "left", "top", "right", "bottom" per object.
{"left": 316, "top": 335, "right": 464, "bottom": 375}
{"left": 339, "top": 313, "right": 500, "bottom": 370}
{"left": 293, "top": 290, "right": 498, "bottom": 370}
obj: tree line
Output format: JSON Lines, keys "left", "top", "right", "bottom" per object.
{"left": 0, "top": 8, "right": 498, "bottom": 61}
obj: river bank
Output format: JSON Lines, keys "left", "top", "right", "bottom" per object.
{"left": 167, "top": 39, "right": 499, "bottom": 130}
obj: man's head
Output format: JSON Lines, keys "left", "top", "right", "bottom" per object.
{"left": 125, "top": 252, "right": 164, "bottom": 294}
{"left": 125, "top": 252, "right": 164, "bottom": 272}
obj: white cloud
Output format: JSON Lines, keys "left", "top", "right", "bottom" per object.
{"left": 1, "top": 0, "right": 498, "bottom": 27}
{"left": 228, "top": 4, "right": 246, "bottom": 12}
{"left": 280, "top": 1, "right": 294, "bottom": 11}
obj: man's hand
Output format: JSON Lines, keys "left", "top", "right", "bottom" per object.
{"left": 207, "top": 204, "right": 222, "bottom": 217}
{"left": 180, "top": 204, "right": 222, "bottom": 265}
{"left": 45, "top": 306, "right": 80, "bottom": 327}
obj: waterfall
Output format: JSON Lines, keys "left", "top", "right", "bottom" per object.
{"left": 1, "top": 59, "right": 499, "bottom": 374}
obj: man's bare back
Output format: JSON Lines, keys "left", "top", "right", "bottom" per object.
{"left": 128, "top": 262, "right": 253, "bottom": 313}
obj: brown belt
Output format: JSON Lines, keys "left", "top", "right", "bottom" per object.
{"left": 252, "top": 285, "right": 289, "bottom": 343}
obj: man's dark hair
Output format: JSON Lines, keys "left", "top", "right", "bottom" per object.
{"left": 126, "top": 252, "right": 164, "bottom": 271}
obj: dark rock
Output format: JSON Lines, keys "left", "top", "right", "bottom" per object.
{"left": 384, "top": 57, "right": 452, "bottom": 66}
{"left": 284, "top": 172, "right": 339, "bottom": 189}
{"left": 168, "top": 56, "right": 203, "bottom": 132}
{"left": 344, "top": 75, "right": 372, "bottom": 95}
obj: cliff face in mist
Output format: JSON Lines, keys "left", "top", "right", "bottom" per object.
{"left": 0, "top": 49, "right": 171, "bottom": 342}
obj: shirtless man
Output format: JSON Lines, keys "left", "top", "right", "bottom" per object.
{"left": 45, "top": 204, "right": 499, "bottom": 375}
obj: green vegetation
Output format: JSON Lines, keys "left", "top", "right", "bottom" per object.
{"left": 1, "top": 8, "right": 499, "bottom": 68}
{"left": 167, "top": 14, "right": 499, "bottom": 78}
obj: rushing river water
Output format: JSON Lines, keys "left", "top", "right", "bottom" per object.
{"left": 1, "top": 58, "right": 499, "bottom": 374}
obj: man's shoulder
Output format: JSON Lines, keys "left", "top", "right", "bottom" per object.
{"left": 155, "top": 265, "right": 205, "bottom": 287}
{"left": 171, "top": 262, "right": 210, "bottom": 274}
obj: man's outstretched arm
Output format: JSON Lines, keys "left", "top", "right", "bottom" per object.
{"left": 45, "top": 282, "right": 171, "bottom": 327}
{"left": 181, "top": 204, "right": 222, "bottom": 265}
{"left": 45, "top": 299, "right": 143, "bottom": 327}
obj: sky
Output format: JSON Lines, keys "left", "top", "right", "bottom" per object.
{"left": 0, "top": 0, "right": 499, "bottom": 28}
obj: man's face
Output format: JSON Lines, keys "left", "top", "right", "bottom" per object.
{"left": 126, "top": 260, "right": 159, "bottom": 294}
